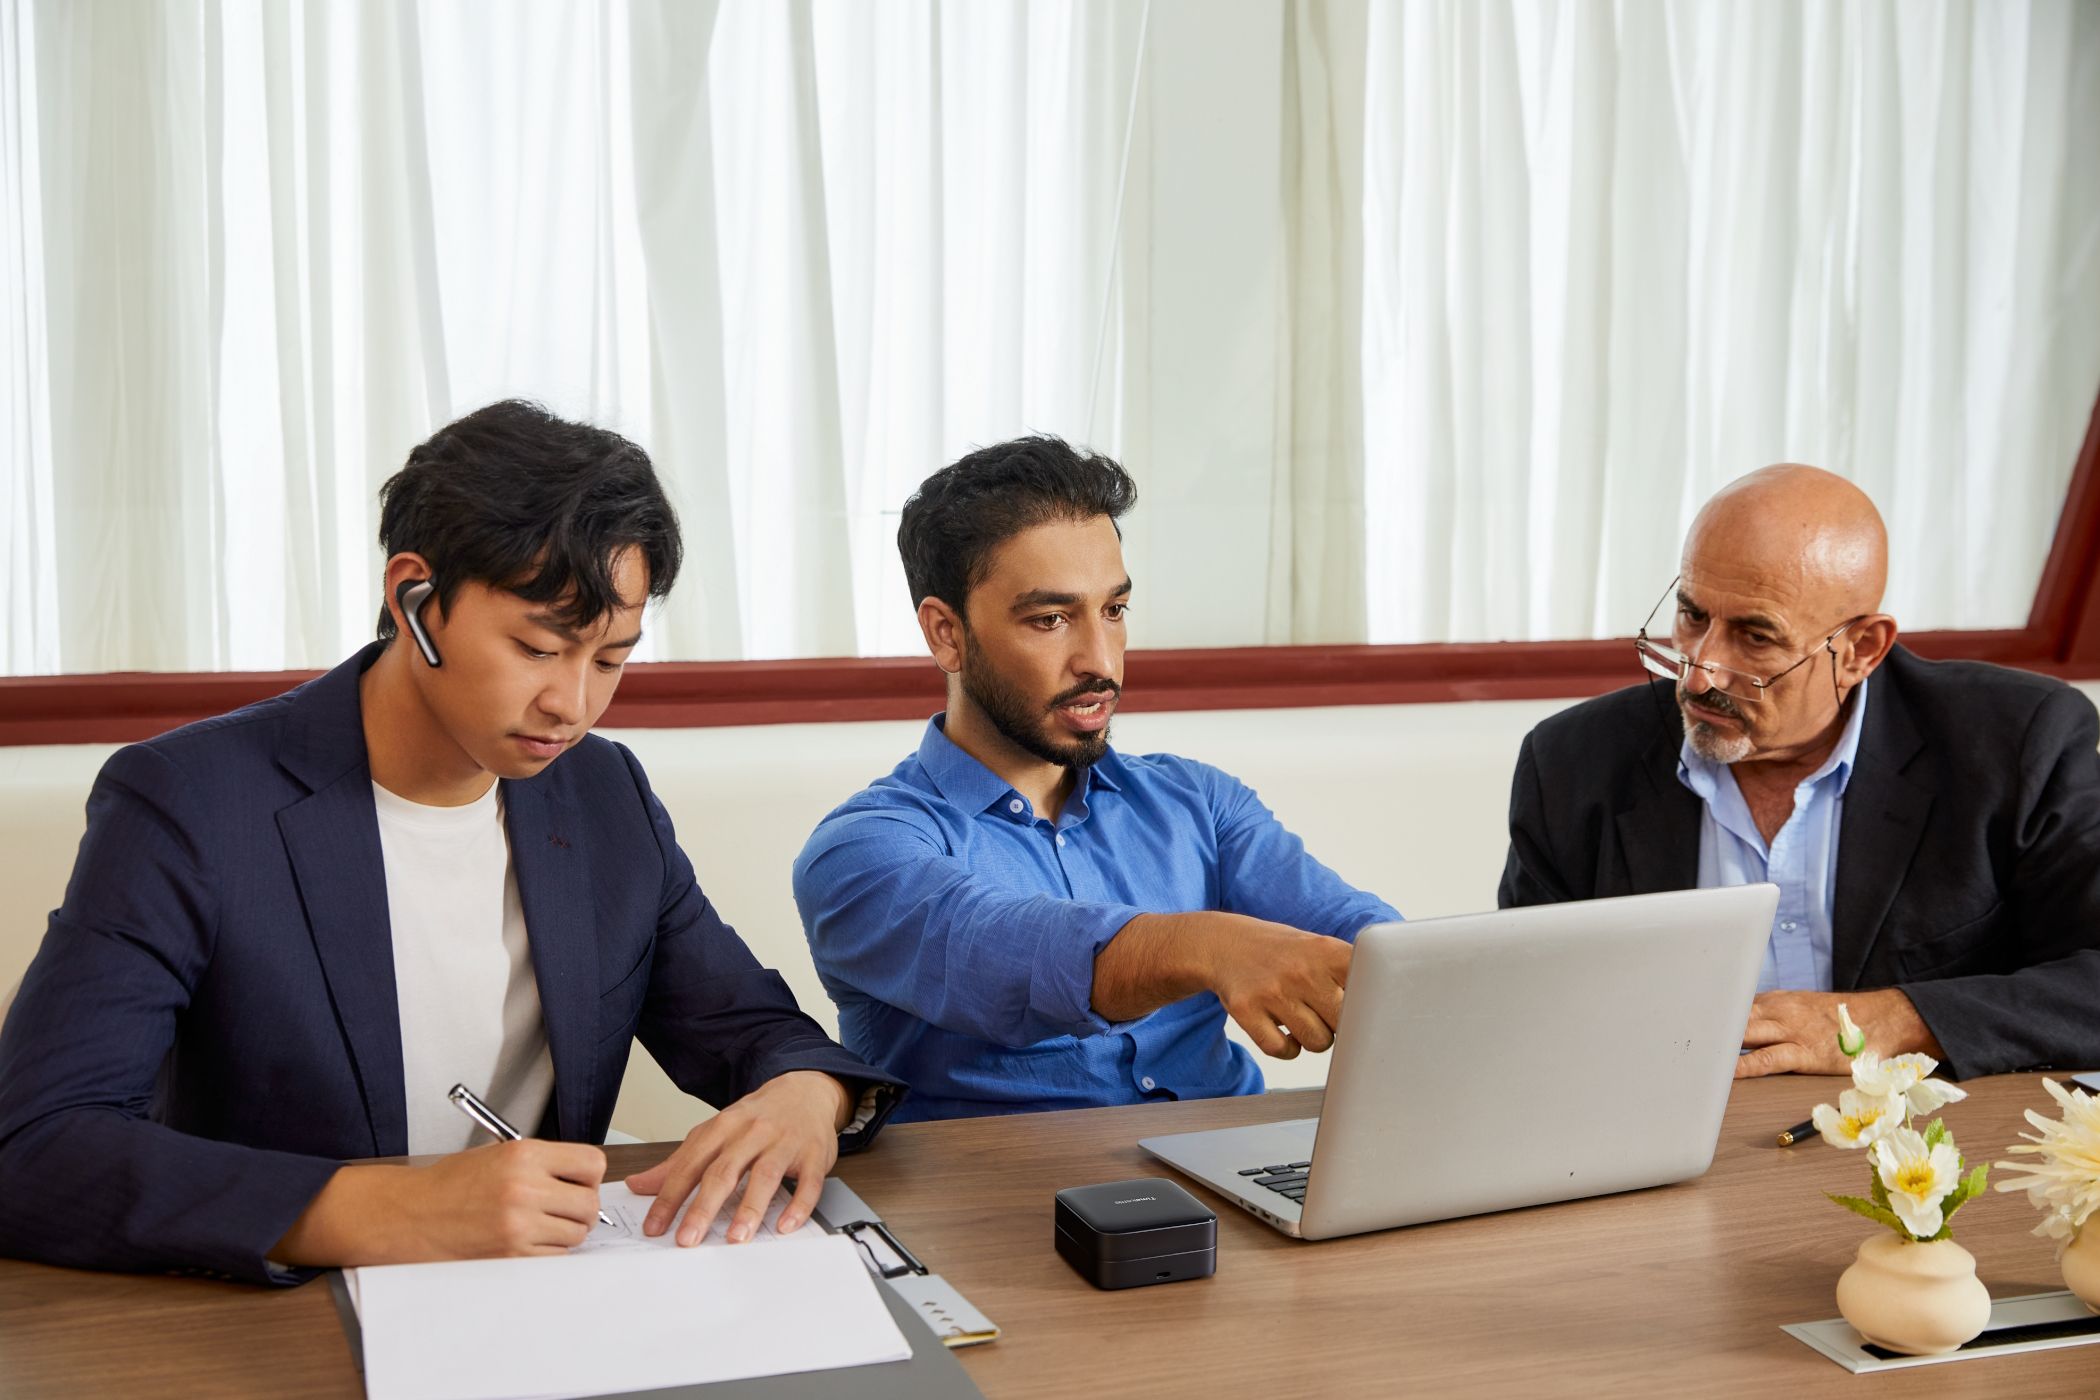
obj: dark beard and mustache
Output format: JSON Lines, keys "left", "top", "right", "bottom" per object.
{"left": 960, "top": 649, "right": 1119, "bottom": 770}
{"left": 1679, "top": 685, "right": 1754, "bottom": 763}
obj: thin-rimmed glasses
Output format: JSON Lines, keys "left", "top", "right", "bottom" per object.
{"left": 1634, "top": 577, "right": 1862, "bottom": 706}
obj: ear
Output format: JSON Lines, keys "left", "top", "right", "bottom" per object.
{"left": 1840, "top": 615, "right": 1899, "bottom": 686}
{"left": 381, "top": 552, "right": 439, "bottom": 634}
{"left": 917, "top": 596, "right": 967, "bottom": 675}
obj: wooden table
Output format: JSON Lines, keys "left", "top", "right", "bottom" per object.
{"left": 1, "top": 1073, "right": 2093, "bottom": 1397}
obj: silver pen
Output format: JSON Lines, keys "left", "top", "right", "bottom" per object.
{"left": 448, "top": 1082, "right": 615, "bottom": 1228}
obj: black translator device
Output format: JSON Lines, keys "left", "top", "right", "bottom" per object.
{"left": 1054, "top": 1177, "right": 1217, "bottom": 1290}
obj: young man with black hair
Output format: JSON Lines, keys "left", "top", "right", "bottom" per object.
{"left": 0, "top": 400, "right": 899, "bottom": 1281}
{"left": 793, "top": 436, "right": 1401, "bottom": 1121}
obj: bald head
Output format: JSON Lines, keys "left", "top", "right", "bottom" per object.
{"left": 1684, "top": 465, "right": 1888, "bottom": 621}
{"left": 1669, "top": 465, "right": 1899, "bottom": 768}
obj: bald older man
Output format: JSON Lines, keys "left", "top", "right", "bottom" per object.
{"left": 1500, "top": 465, "right": 2100, "bottom": 1081}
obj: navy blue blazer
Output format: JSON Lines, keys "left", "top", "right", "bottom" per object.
{"left": 0, "top": 644, "right": 901, "bottom": 1282}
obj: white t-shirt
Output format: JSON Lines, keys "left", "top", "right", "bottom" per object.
{"left": 372, "top": 779, "right": 555, "bottom": 1155}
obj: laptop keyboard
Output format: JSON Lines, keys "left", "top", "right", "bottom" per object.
{"left": 1237, "top": 1160, "right": 1312, "bottom": 1204}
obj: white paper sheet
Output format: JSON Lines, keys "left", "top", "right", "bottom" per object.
{"left": 344, "top": 1181, "right": 823, "bottom": 1317}
{"left": 351, "top": 1233, "right": 910, "bottom": 1400}
{"left": 576, "top": 1180, "right": 826, "bottom": 1253}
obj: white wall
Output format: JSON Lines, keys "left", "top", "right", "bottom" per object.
{"left": 0, "top": 695, "right": 1560, "bottom": 1137}
{"left": 8, "top": 684, "right": 2096, "bottom": 1139}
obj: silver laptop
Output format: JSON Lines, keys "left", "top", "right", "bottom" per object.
{"left": 1140, "top": 885, "right": 1778, "bottom": 1240}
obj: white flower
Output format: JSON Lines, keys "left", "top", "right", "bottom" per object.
{"left": 1903, "top": 1076, "right": 1969, "bottom": 1116}
{"left": 1994, "top": 1078, "right": 2100, "bottom": 1246}
{"left": 1812, "top": 1089, "right": 1901, "bottom": 1149}
{"left": 2033, "top": 1210, "right": 2077, "bottom": 1244}
{"left": 1873, "top": 1126, "right": 1963, "bottom": 1239}
{"left": 1836, "top": 1003, "right": 1866, "bottom": 1057}
{"left": 1852, "top": 1051, "right": 1967, "bottom": 1118}
{"left": 1851, "top": 1050, "right": 1918, "bottom": 1097}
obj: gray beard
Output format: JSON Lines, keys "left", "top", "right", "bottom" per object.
{"left": 1682, "top": 711, "right": 1754, "bottom": 764}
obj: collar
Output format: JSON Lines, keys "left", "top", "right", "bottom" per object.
{"left": 915, "top": 713, "right": 1124, "bottom": 823}
{"left": 275, "top": 641, "right": 388, "bottom": 794}
{"left": 1677, "top": 673, "right": 1870, "bottom": 803}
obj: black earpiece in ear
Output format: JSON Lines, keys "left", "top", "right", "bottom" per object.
{"left": 395, "top": 578, "right": 443, "bottom": 668}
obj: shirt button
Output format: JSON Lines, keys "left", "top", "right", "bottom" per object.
{"left": 1781, "top": 921, "right": 1797, "bottom": 931}
{"left": 1056, "top": 834, "right": 1067, "bottom": 848}
{"left": 1140, "top": 1076, "right": 1156, "bottom": 1091}
{"left": 1007, "top": 799, "right": 1024, "bottom": 815}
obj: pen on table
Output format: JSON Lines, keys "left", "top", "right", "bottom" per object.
{"left": 1776, "top": 1118, "right": 1817, "bottom": 1147}
{"left": 449, "top": 1082, "right": 616, "bottom": 1227}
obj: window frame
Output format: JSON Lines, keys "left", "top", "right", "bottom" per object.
{"left": 6, "top": 391, "right": 2098, "bottom": 748}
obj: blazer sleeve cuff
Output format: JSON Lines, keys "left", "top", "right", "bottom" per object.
{"left": 837, "top": 1081, "right": 904, "bottom": 1156}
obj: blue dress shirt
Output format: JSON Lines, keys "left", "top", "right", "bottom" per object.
{"left": 1676, "top": 678, "right": 1870, "bottom": 992}
{"left": 793, "top": 716, "right": 1402, "bottom": 1121}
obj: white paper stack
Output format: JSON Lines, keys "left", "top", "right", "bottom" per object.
{"left": 348, "top": 1232, "right": 912, "bottom": 1400}
{"left": 574, "top": 1181, "right": 826, "bottom": 1252}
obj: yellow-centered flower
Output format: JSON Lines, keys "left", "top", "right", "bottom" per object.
{"left": 1853, "top": 1050, "right": 1967, "bottom": 1117}
{"left": 1873, "top": 1126, "right": 1963, "bottom": 1239}
{"left": 1812, "top": 1089, "right": 1899, "bottom": 1150}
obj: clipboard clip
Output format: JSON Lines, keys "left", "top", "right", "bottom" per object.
{"left": 817, "top": 1179, "right": 1000, "bottom": 1347}
{"left": 839, "top": 1218, "right": 927, "bottom": 1279}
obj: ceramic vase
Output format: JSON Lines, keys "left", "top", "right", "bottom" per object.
{"left": 2063, "top": 1221, "right": 2100, "bottom": 1315}
{"left": 1834, "top": 1233, "right": 1992, "bottom": 1356}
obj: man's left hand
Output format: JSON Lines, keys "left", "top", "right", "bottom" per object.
{"left": 1736, "top": 987, "right": 1943, "bottom": 1078}
{"left": 624, "top": 1070, "right": 853, "bottom": 1245}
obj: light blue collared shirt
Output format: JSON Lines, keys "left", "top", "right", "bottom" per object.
{"left": 793, "top": 717, "right": 1402, "bottom": 1122}
{"left": 1676, "top": 678, "right": 1869, "bottom": 993}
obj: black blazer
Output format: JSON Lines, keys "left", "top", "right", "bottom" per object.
{"left": 0, "top": 644, "right": 901, "bottom": 1282}
{"left": 1499, "top": 645, "right": 2100, "bottom": 1080}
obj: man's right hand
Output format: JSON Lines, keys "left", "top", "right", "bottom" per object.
{"left": 271, "top": 1139, "right": 608, "bottom": 1267}
{"left": 1093, "top": 912, "right": 1354, "bottom": 1058}
{"left": 1207, "top": 920, "right": 1353, "bottom": 1057}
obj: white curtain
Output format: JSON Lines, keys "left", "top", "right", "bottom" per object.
{"left": 5, "top": 0, "right": 460, "bottom": 675}
{"left": 1360, "top": 0, "right": 2100, "bottom": 642}
{"left": 3, "top": 0, "right": 2098, "bottom": 675}
{"left": 748, "top": 0, "right": 1142, "bottom": 658}
{"left": 1, "top": 2, "right": 56, "bottom": 673}
{"left": 0, "top": 0, "right": 1143, "bottom": 673}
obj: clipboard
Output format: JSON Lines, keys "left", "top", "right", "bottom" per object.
{"left": 325, "top": 1180, "right": 990, "bottom": 1399}
{"left": 814, "top": 1178, "right": 1000, "bottom": 1349}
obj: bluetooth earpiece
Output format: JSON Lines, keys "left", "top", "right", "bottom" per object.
{"left": 395, "top": 577, "right": 444, "bottom": 668}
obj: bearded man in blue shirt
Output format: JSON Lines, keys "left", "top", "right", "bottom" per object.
{"left": 794, "top": 437, "right": 1401, "bottom": 1122}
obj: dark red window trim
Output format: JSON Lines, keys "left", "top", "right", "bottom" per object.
{"left": 6, "top": 388, "right": 2098, "bottom": 748}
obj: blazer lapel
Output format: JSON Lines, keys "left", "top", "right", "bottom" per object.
{"left": 1831, "top": 663, "right": 1932, "bottom": 990}
{"left": 1614, "top": 725, "right": 1702, "bottom": 895}
{"left": 275, "top": 646, "right": 405, "bottom": 1157}
{"left": 505, "top": 777, "right": 600, "bottom": 1141}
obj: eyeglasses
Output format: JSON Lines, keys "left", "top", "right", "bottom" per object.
{"left": 1635, "top": 577, "right": 1863, "bottom": 703}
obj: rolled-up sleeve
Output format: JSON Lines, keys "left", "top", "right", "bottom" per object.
{"left": 795, "top": 805, "right": 1148, "bottom": 1047}
{"left": 1204, "top": 764, "right": 1402, "bottom": 938}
